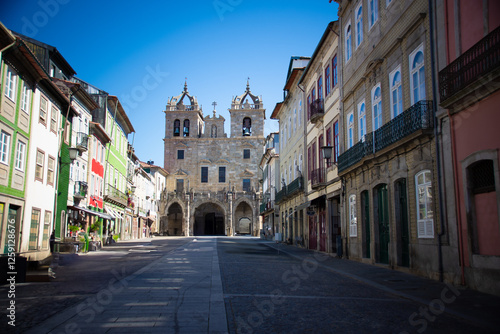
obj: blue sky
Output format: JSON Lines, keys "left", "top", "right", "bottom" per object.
{"left": 1, "top": 0, "right": 338, "bottom": 167}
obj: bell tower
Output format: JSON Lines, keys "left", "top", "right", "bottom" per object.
{"left": 229, "top": 80, "right": 265, "bottom": 138}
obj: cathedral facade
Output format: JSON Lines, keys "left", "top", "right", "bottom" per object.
{"left": 159, "top": 82, "right": 264, "bottom": 236}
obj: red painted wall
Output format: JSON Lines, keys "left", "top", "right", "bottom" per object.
{"left": 453, "top": 90, "right": 500, "bottom": 265}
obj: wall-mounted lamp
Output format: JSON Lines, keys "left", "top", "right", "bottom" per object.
{"left": 68, "top": 147, "right": 79, "bottom": 162}
{"left": 321, "top": 146, "right": 336, "bottom": 167}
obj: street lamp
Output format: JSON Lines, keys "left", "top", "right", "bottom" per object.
{"left": 68, "top": 147, "right": 79, "bottom": 161}
{"left": 321, "top": 145, "right": 335, "bottom": 167}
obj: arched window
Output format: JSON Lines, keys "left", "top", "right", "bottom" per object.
{"left": 348, "top": 112, "right": 354, "bottom": 148}
{"left": 345, "top": 23, "right": 352, "bottom": 61}
{"left": 183, "top": 119, "right": 190, "bottom": 137}
{"left": 356, "top": 4, "right": 363, "bottom": 48}
{"left": 243, "top": 117, "right": 251, "bottom": 136}
{"left": 349, "top": 195, "right": 357, "bottom": 237}
{"left": 410, "top": 47, "right": 426, "bottom": 104}
{"left": 173, "top": 119, "right": 180, "bottom": 137}
{"left": 372, "top": 85, "right": 382, "bottom": 131}
{"left": 369, "top": 0, "right": 378, "bottom": 28}
{"left": 390, "top": 67, "right": 403, "bottom": 118}
{"left": 415, "top": 170, "right": 434, "bottom": 238}
{"left": 358, "top": 101, "right": 366, "bottom": 141}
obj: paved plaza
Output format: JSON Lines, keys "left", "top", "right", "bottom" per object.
{"left": 2, "top": 237, "right": 500, "bottom": 333}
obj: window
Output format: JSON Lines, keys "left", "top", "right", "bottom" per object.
{"left": 0, "top": 131, "right": 10, "bottom": 164}
{"left": 29, "top": 209, "right": 41, "bottom": 250}
{"left": 4, "top": 66, "right": 16, "bottom": 101}
{"left": 64, "top": 121, "right": 70, "bottom": 144}
{"left": 332, "top": 55, "right": 338, "bottom": 87}
{"left": 410, "top": 45, "right": 426, "bottom": 104}
{"left": 294, "top": 108, "right": 297, "bottom": 132}
{"left": 288, "top": 117, "right": 292, "bottom": 138}
{"left": 317, "top": 76, "right": 323, "bottom": 100}
{"left": 50, "top": 106, "right": 58, "bottom": 133}
{"left": 35, "top": 149, "right": 44, "bottom": 182}
{"left": 243, "top": 179, "right": 251, "bottom": 192}
{"left": 469, "top": 160, "right": 495, "bottom": 194}
{"left": 390, "top": 67, "right": 403, "bottom": 118}
{"left": 243, "top": 149, "right": 250, "bottom": 159}
{"left": 372, "top": 85, "right": 382, "bottom": 131}
{"left": 298, "top": 154, "right": 303, "bottom": 174}
{"left": 345, "top": 23, "right": 352, "bottom": 62}
{"left": 349, "top": 195, "right": 357, "bottom": 237}
{"left": 243, "top": 117, "right": 252, "bottom": 136}
{"left": 356, "top": 4, "right": 363, "bottom": 48}
{"left": 333, "top": 121, "right": 339, "bottom": 163}
{"left": 183, "top": 119, "right": 190, "bottom": 137}
{"left": 416, "top": 170, "right": 434, "bottom": 238}
{"left": 15, "top": 140, "right": 26, "bottom": 171}
{"left": 358, "top": 101, "right": 366, "bottom": 141}
{"left": 219, "top": 166, "right": 226, "bottom": 183}
{"left": 324, "top": 67, "right": 331, "bottom": 98}
{"left": 177, "top": 150, "right": 184, "bottom": 159}
{"left": 173, "top": 119, "right": 180, "bottom": 136}
{"left": 347, "top": 112, "right": 354, "bottom": 149}
{"left": 21, "top": 83, "right": 30, "bottom": 113}
{"left": 42, "top": 211, "right": 51, "bottom": 249}
{"left": 201, "top": 166, "right": 208, "bottom": 183}
{"left": 298, "top": 100, "right": 302, "bottom": 127}
{"left": 47, "top": 156, "right": 55, "bottom": 185}
{"left": 368, "top": 0, "right": 378, "bottom": 29}
{"left": 40, "top": 96, "right": 48, "bottom": 124}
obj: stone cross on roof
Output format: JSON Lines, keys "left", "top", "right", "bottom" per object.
{"left": 212, "top": 101, "right": 217, "bottom": 117}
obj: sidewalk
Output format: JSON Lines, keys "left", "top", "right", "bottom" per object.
{"left": 261, "top": 240, "right": 500, "bottom": 332}
{"left": 26, "top": 237, "right": 227, "bottom": 334}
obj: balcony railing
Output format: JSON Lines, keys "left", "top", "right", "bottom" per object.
{"left": 311, "top": 167, "right": 326, "bottom": 188}
{"left": 104, "top": 184, "right": 128, "bottom": 207}
{"left": 275, "top": 188, "right": 286, "bottom": 204}
{"left": 439, "top": 25, "right": 500, "bottom": 102}
{"left": 309, "top": 98, "right": 324, "bottom": 123}
{"left": 275, "top": 176, "right": 304, "bottom": 204}
{"left": 287, "top": 176, "right": 303, "bottom": 195}
{"left": 260, "top": 200, "right": 275, "bottom": 214}
{"left": 76, "top": 132, "right": 88, "bottom": 152}
{"left": 338, "top": 100, "right": 433, "bottom": 173}
{"left": 74, "top": 181, "right": 88, "bottom": 199}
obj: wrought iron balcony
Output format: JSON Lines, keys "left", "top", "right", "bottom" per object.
{"left": 439, "top": 25, "right": 500, "bottom": 103}
{"left": 338, "top": 100, "right": 433, "bottom": 173}
{"left": 309, "top": 98, "right": 324, "bottom": 123}
{"left": 76, "top": 132, "right": 88, "bottom": 152}
{"left": 275, "top": 188, "right": 286, "bottom": 204}
{"left": 287, "top": 176, "right": 303, "bottom": 195}
{"left": 260, "top": 200, "right": 275, "bottom": 214}
{"left": 311, "top": 167, "right": 326, "bottom": 188}
{"left": 74, "top": 181, "right": 88, "bottom": 199}
{"left": 104, "top": 184, "right": 128, "bottom": 207}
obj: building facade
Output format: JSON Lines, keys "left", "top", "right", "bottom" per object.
{"left": 160, "top": 83, "right": 264, "bottom": 236}
{"left": 300, "top": 21, "right": 342, "bottom": 254}
{"left": 335, "top": 0, "right": 456, "bottom": 282}
{"left": 259, "top": 132, "right": 279, "bottom": 239}
{"left": 435, "top": 0, "right": 500, "bottom": 294}
{"left": 271, "top": 56, "right": 309, "bottom": 245}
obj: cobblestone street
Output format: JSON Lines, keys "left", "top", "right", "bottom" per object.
{"left": 1, "top": 237, "right": 500, "bottom": 333}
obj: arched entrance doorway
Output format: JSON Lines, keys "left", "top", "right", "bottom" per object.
{"left": 167, "top": 203, "right": 183, "bottom": 236}
{"left": 235, "top": 202, "right": 253, "bottom": 235}
{"left": 194, "top": 202, "right": 225, "bottom": 236}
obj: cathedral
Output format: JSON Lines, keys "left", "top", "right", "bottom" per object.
{"left": 158, "top": 82, "right": 265, "bottom": 236}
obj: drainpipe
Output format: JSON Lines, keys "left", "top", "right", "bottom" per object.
{"left": 429, "top": 0, "right": 446, "bottom": 282}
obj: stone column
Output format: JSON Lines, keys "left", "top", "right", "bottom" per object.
{"left": 228, "top": 192, "right": 233, "bottom": 236}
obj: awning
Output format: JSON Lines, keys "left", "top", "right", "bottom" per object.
{"left": 68, "top": 205, "right": 114, "bottom": 220}
{"left": 296, "top": 201, "right": 311, "bottom": 211}
{"left": 105, "top": 206, "right": 123, "bottom": 220}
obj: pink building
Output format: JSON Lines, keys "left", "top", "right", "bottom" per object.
{"left": 436, "top": 0, "right": 500, "bottom": 295}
